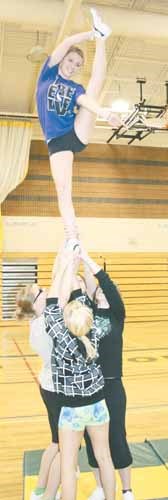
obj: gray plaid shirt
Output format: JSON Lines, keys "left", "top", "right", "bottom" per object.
{"left": 44, "top": 296, "right": 111, "bottom": 397}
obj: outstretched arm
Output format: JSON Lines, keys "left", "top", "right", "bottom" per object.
{"left": 84, "top": 262, "right": 97, "bottom": 298}
{"left": 45, "top": 248, "right": 80, "bottom": 338}
{"left": 48, "top": 246, "right": 76, "bottom": 307}
{"left": 49, "top": 31, "right": 93, "bottom": 67}
{"left": 80, "top": 247, "right": 101, "bottom": 275}
{"left": 51, "top": 241, "right": 67, "bottom": 280}
{"left": 80, "top": 248, "right": 125, "bottom": 320}
{"left": 95, "top": 270, "right": 125, "bottom": 320}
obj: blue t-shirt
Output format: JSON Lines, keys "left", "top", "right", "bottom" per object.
{"left": 36, "top": 57, "right": 86, "bottom": 142}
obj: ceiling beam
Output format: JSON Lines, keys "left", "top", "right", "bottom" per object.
{"left": 1, "top": 2, "right": 168, "bottom": 38}
{"left": 0, "top": 0, "right": 64, "bottom": 29}
{"left": 99, "top": 35, "right": 126, "bottom": 105}
{"left": 86, "top": 5, "right": 168, "bottom": 39}
{"left": 99, "top": 39, "right": 168, "bottom": 107}
{"left": 113, "top": 55, "right": 168, "bottom": 65}
{"left": 55, "top": 0, "right": 83, "bottom": 45}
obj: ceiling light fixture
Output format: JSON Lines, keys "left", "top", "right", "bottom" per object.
{"left": 111, "top": 98, "right": 130, "bottom": 113}
{"left": 27, "top": 31, "right": 48, "bottom": 63}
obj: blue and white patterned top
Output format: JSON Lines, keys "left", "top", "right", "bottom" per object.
{"left": 44, "top": 296, "right": 111, "bottom": 398}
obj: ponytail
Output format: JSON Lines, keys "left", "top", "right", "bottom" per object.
{"left": 63, "top": 300, "right": 96, "bottom": 359}
{"left": 80, "top": 335, "right": 96, "bottom": 360}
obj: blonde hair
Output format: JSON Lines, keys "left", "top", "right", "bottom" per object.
{"left": 65, "top": 45, "right": 84, "bottom": 63}
{"left": 63, "top": 300, "right": 96, "bottom": 359}
{"left": 15, "top": 285, "right": 35, "bottom": 320}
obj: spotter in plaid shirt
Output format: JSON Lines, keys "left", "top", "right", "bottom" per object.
{"left": 44, "top": 294, "right": 111, "bottom": 398}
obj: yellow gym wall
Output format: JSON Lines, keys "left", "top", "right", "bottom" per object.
{"left": 2, "top": 217, "right": 168, "bottom": 253}
{"left": 0, "top": 207, "right": 3, "bottom": 252}
{"left": 1, "top": 141, "right": 168, "bottom": 252}
{"left": 1, "top": 140, "right": 168, "bottom": 327}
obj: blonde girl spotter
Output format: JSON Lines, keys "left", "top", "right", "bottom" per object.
{"left": 63, "top": 300, "right": 96, "bottom": 359}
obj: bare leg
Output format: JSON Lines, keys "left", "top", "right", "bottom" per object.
{"left": 36, "top": 443, "right": 58, "bottom": 489}
{"left": 49, "top": 151, "right": 78, "bottom": 240}
{"left": 89, "top": 466, "right": 132, "bottom": 496}
{"left": 87, "top": 38, "right": 107, "bottom": 98}
{"left": 90, "top": 467, "right": 102, "bottom": 488}
{"left": 42, "top": 452, "right": 61, "bottom": 500}
{"left": 59, "top": 428, "right": 83, "bottom": 500}
{"left": 118, "top": 465, "right": 132, "bottom": 491}
{"left": 87, "top": 423, "right": 116, "bottom": 500}
{"left": 74, "top": 38, "right": 107, "bottom": 144}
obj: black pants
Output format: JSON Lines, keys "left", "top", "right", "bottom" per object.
{"left": 40, "top": 386, "right": 61, "bottom": 443}
{"left": 84, "top": 379, "right": 132, "bottom": 469}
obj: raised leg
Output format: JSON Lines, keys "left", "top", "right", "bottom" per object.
{"left": 74, "top": 37, "right": 107, "bottom": 144}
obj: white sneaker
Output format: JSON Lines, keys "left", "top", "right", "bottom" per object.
{"left": 30, "top": 489, "right": 62, "bottom": 500}
{"left": 76, "top": 465, "right": 80, "bottom": 478}
{"left": 88, "top": 487, "right": 105, "bottom": 500}
{"left": 65, "top": 238, "right": 80, "bottom": 252}
{"left": 123, "top": 492, "right": 135, "bottom": 500}
{"left": 55, "top": 490, "right": 61, "bottom": 500}
{"left": 90, "top": 8, "right": 112, "bottom": 39}
{"left": 30, "top": 493, "right": 44, "bottom": 500}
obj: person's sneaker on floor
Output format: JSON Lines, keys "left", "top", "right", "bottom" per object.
{"left": 88, "top": 486, "right": 105, "bottom": 500}
{"left": 76, "top": 465, "right": 80, "bottom": 478}
{"left": 90, "top": 8, "right": 112, "bottom": 39}
{"left": 123, "top": 491, "right": 135, "bottom": 500}
{"left": 30, "top": 489, "right": 45, "bottom": 500}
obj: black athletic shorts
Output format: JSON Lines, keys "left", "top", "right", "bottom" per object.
{"left": 40, "top": 386, "right": 62, "bottom": 443}
{"left": 84, "top": 379, "right": 133, "bottom": 469}
{"left": 48, "top": 128, "right": 87, "bottom": 156}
